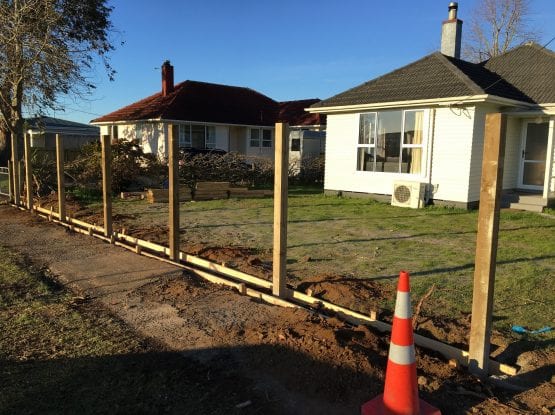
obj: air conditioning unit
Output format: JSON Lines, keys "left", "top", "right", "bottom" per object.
{"left": 391, "top": 181, "right": 427, "bottom": 208}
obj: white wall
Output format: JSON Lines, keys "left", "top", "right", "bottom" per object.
{"left": 324, "top": 110, "right": 431, "bottom": 196}
{"left": 502, "top": 116, "right": 523, "bottom": 190}
{"left": 431, "top": 106, "right": 477, "bottom": 203}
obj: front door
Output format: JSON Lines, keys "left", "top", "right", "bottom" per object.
{"left": 519, "top": 121, "right": 549, "bottom": 190}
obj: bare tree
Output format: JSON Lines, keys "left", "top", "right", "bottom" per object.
{"left": 464, "top": 0, "right": 540, "bottom": 62}
{"left": 0, "top": 0, "right": 114, "bottom": 156}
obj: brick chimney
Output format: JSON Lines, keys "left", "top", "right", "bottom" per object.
{"left": 441, "top": 2, "right": 463, "bottom": 59}
{"left": 161, "top": 60, "right": 174, "bottom": 96}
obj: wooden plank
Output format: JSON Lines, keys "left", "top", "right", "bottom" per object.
{"left": 468, "top": 113, "right": 507, "bottom": 377}
{"left": 25, "top": 203, "right": 518, "bottom": 377}
{"left": 168, "top": 124, "right": 180, "bottom": 261}
{"left": 178, "top": 251, "right": 273, "bottom": 289}
{"left": 100, "top": 135, "right": 112, "bottom": 238}
{"left": 196, "top": 181, "right": 230, "bottom": 190}
{"left": 24, "top": 134, "right": 33, "bottom": 212}
{"left": 273, "top": 122, "right": 289, "bottom": 297}
{"left": 55, "top": 134, "right": 66, "bottom": 221}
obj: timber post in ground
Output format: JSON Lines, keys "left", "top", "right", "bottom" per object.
{"left": 468, "top": 113, "right": 507, "bottom": 377}
{"left": 11, "top": 133, "right": 20, "bottom": 206}
{"left": 101, "top": 134, "right": 113, "bottom": 238}
{"left": 168, "top": 124, "right": 180, "bottom": 261}
{"left": 55, "top": 134, "right": 66, "bottom": 222}
{"left": 24, "top": 134, "right": 33, "bottom": 213}
{"left": 272, "top": 122, "right": 289, "bottom": 297}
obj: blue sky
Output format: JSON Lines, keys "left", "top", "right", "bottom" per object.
{"left": 51, "top": 0, "right": 555, "bottom": 124}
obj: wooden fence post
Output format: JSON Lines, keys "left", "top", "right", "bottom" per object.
{"left": 168, "top": 124, "right": 180, "bottom": 261}
{"left": 101, "top": 135, "right": 112, "bottom": 238}
{"left": 11, "top": 133, "right": 20, "bottom": 206}
{"left": 55, "top": 134, "right": 66, "bottom": 221}
{"left": 272, "top": 122, "right": 289, "bottom": 297}
{"left": 24, "top": 134, "right": 33, "bottom": 212}
{"left": 468, "top": 113, "right": 507, "bottom": 377}
{"left": 7, "top": 161, "right": 13, "bottom": 202}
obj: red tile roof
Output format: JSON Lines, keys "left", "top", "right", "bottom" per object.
{"left": 278, "top": 99, "right": 326, "bottom": 126}
{"left": 92, "top": 81, "right": 324, "bottom": 127}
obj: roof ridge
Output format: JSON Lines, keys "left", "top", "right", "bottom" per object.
{"left": 435, "top": 53, "right": 485, "bottom": 95}
{"left": 483, "top": 42, "right": 555, "bottom": 64}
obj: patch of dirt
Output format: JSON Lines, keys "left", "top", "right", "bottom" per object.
{"left": 184, "top": 243, "right": 273, "bottom": 279}
{"left": 296, "top": 274, "right": 395, "bottom": 315}
{"left": 1, "top": 204, "right": 553, "bottom": 414}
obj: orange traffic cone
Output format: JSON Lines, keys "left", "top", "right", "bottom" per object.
{"left": 361, "top": 271, "right": 441, "bottom": 415}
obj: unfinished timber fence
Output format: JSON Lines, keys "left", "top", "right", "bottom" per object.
{"left": 5, "top": 117, "right": 515, "bottom": 377}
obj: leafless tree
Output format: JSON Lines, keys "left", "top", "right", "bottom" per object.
{"left": 464, "top": 0, "right": 540, "bottom": 62}
{"left": 0, "top": 0, "right": 114, "bottom": 156}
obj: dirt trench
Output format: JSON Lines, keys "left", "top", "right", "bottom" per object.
{"left": 0, "top": 204, "right": 553, "bottom": 414}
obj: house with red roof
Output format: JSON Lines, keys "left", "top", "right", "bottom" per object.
{"left": 92, "top": 62, "right": 325, "bottom": 161}
{"left": 307, "top": 3, "right": 554, "bottom": 211}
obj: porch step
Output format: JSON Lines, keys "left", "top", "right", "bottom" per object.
{"left": 508, "top": 202, "right": 545, "bottom": 213}
{"left": 516, "top": 195, "right": 547, "bottom": 206}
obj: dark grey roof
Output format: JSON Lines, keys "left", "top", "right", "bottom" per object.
{"left": 312, "top": 43, "right": 554, "bottom": 109}
{"left": 26, "top": 116, "right": 99, "bottom": 135}
{"left": 482, "top": 43, "right": 555, "bottom": 104}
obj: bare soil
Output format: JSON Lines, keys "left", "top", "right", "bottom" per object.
{"left": 1, "top": 203, "right": 553, "bottom": 414}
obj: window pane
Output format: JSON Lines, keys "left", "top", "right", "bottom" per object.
{"left": 359, "top": 113, "right": 376, "bottom": 144}
{"left": 357, "top": 147, "right": 375, "bottom": 171}
{"left": 136, "top": 123, "right": 144, "bottom": 140}
{"left": 191, "top": 125, "right": 205, "bottom": 148}
{"left": 376, "top": 111, "right": 402, "bottom": 169}
{"left": 402, "top": 147, "right": 422, "bottom": 174}
{"left": 206, "top": 126, "right": 216, "bottom": 148}
{"left": 291, "top": 138, "right": 300, "bottom": 151}
{"left": 179, "top": 124, "right": 191, "bottom": 146}
{"left": 250, "top": 128, "right": 260, "bottom": 147}
{"left": 262, "top": 129, "right": 272, "bottom": 147}
{"left": 404, "top": 111, "right": 424, "bottom": 144}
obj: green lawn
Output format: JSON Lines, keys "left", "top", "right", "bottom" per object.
{"left": 98, "top": 190, "right": 555, "bottom": 337}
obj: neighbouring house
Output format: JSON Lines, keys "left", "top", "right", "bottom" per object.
{"left": 26, "top": 116, "right": 100, "bottom": 149}
{"left": 307, "top": 2, "right": 555, "bottom": 211}
{"left": 91, "top": 62, "right": 326, "bottom": 162}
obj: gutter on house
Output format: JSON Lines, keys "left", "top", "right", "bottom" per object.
{"left": 305, "top": 95, "right": 536, "bottom": 114}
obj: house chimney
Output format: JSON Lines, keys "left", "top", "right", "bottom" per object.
{"left": 441, "top": 2, "right": 462, "bottom": 59}
{"left": 161, "top": 60, "right": 174, "bottom": 96}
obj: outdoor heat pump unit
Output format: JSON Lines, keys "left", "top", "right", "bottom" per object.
{"left": 391, "top": 181, "right": 427, "bottom": 209}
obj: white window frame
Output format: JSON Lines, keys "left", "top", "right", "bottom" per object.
{"left": 178, "top": 123, "right": 216, "bottom": 149}
{"left": 356, "top": 112, "right": 377, "bottom": 171}
{"left": 249, "top": 127, "right": 273, "bottom": 148}
{"left": 357, "top": 110, "right": 425, "bottom": 175}
{"left": 400, "top": 110, "right": 425, "bottom": 174}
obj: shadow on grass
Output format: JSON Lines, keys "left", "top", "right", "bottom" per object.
{"left": 0, "top": 344, "right": 380, "bottom": 415}
{"left": 1, "top": 342, "right": 547, "bottom": 415}
{"left": 346, "top": 254, "right": 555, "bottom": 282}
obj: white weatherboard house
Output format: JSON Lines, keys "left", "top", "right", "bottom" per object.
{"left": 307, "top": 3, "right": 555, "bottom": 211}
{"left": 92, "top": 62, "right": 325, "bottom": 161}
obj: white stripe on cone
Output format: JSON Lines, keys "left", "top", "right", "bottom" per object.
{"left": 388, "top": 343, "right": 416, "bottom": 365}
{"left": 394, "top": 292, "right": 412, "bottom": 319}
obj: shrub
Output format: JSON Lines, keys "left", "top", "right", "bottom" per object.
{"left": 30, "top": 149, "right": 57, "bottom": 196}
{"left": 178, "top": 151, "right": 252, "bottom": 192}
{"left": 297, "top": 155, "right": 325, "bottom": 184}
{"left": 66, "top": 139, "right": 164, "bottom": 193}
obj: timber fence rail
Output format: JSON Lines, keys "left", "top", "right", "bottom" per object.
{"left": 8, "top": 119, "right": 516, "bottom": 378}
